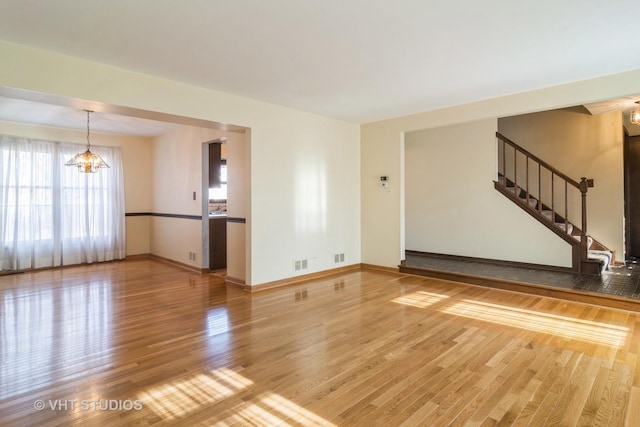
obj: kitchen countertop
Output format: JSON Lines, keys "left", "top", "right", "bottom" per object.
{"left": 209, "top": 213, "right": 228, "bottom": 219}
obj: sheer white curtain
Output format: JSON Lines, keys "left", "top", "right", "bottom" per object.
{"left": 0, "top": 135, "right": 126, "bottom": 270}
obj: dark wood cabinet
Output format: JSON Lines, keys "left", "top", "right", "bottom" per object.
{"left": 209, "top": 217, "right": 227, "bottom": 270}
{"left": 209, "top": 142, "right": 221, "bottom": 189}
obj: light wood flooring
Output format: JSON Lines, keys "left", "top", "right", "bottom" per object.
{"left": 1, "top": 258, "right": 639, "bottom": 426}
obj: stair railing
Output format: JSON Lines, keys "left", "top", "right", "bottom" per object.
{"left": 496, "top": 132, "right": 592, "bottom": 263}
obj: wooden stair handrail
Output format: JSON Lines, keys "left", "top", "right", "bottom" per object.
{"left": 496, "top": 132, "right": 581, "bottom": 189}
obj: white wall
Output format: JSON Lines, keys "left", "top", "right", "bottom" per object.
{"left": 0, "top": 120, "right": 153, "bottom": 256}
{"left": 405, "top": 120, "right": 571, "bottom": 267}
{"left": 251, "top": 117, "right": 360, "bottom": 279}
{"left": 362, "top": 68, "right": 640, "bottom": 268}
{"left": 0, "top": 40, "right": 361, "bottom": 286}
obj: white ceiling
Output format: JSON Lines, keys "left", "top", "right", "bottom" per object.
{"left": 1, "top": 1, "right": 640, "bottom": 124}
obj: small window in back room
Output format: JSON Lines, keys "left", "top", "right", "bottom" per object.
{"left": 209, "top": 159, "right": 227, "bottom": 201}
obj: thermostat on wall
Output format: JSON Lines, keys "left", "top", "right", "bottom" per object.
{"left": 380, "top": 176, "right": 388, "bottom": 188}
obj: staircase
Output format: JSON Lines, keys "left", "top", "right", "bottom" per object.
{"left": 495, "top": 132, "right": 611, "bottom": 275}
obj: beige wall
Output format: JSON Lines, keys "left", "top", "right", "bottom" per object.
{"left": 150, "top": 216, "right": 202, "bottom": 266}
{"left": 152, "top": 125, "right": 224, "bottom": 216}
{"left": 0, "top": 120, "right": 153, "bottom": 256}
{"left": 362, "top": 69, "right": 640, "bottom": 268}
{"left": 405, "top": 120, "right": 572, "bottom": 267}
{"left": 150, "top": 125, "right": 242, "bottom": 270}
{"left": 498, "top": 107, "right": 624, "bottom": 258}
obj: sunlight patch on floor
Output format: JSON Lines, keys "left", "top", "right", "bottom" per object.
{"left": 139, "top": 368, "right": 335, "bottom": 425}
{"left": 138, "top": 367, "right": 253, "bottom": 420}
{"left": 441, "top": 299, "right": 628, "bottom": 347}
{"left": 391, "top": 291, "right": 449, "bottom": 308}
{"left": 220, "top": 392, "right": 337, "bottom": 427}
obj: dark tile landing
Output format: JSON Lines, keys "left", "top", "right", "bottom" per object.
{"left": 403, "top": 254, "right": 640, "bottom": 300}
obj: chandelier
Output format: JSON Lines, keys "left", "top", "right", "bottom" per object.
{"left": 631, "top": 102, "right": 640, "bottom": 126}
{"left": 65, "top": 110, "right": 110, "bottom": 173}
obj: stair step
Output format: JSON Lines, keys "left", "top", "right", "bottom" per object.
{"left": 589, "top": 249, "right": 612, "bottom": 271}
{"left": 556, "top": 222, "right": 573, "bottom": 234}
{"left": 539, "top": 209, "right": 577, "bottom": 234}
{"left": 517, "top": 193, "right": 538, "bottom": 206}
{"left": 571, "top": 234, "right": 593, "bottom": 247}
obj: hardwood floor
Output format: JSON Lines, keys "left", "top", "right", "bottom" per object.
{"left": 1, "top": 258, "right": 639, "bottom": 426}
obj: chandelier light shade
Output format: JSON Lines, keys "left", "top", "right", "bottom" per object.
{"left": 65, "top": 110, "right": 110, "bottom": 173}
{"left": 631, "top": 108, "right": 640, "bottom": 126}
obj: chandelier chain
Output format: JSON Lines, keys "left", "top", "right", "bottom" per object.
{"left": 86, "top": 110, "right": 91, "bottom": 150}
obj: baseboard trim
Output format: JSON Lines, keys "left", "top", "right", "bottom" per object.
{"left": 405, "top": 250, "right": 574, "bottom": 274}
{"left": 123, "top": 258, "right": 393, "bottom": 291}
{"left": 242, "top": 264, "right": 361, "bottom": 293}
{"left": 1, "top": 257, "right": 128, "bottom": 274}
{"left": 225, "top": 276, "right": 246, "bottom": 288}
{"left": 399, "top": 264, "right": 640, "bottom": 312}
{"left": 124, "top": 254, "right": 152, "bottom": 261}
{"left": 148, "top": 254, "right": 206, "bottom": 273}
{"left": 360, "top": 263, "right": 400, "bottom": 274}
{"left": 0, "top": 269, "right": 24, "bottom": 276}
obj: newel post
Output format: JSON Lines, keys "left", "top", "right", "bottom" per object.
{"left": 579, "top": 177, "right": 589, "bottom": 261}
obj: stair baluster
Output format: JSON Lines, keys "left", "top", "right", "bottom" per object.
{"left": 538, "top": 163, "right": 542, "bottom": 213}
{"left": 564, "top": 181, "right": 569, "bottom": 234}
{"left": 551, "top": 172, "right": 555, "bottom": 223}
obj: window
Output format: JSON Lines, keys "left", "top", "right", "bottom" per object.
{"left": 0, "top": 135, "right": 126, "bottom": 270}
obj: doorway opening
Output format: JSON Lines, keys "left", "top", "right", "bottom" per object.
{"left": 624, "top": 131, "right": 640, "bottom": 260}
